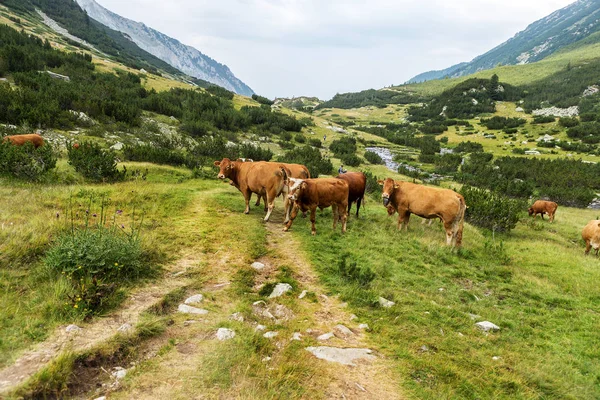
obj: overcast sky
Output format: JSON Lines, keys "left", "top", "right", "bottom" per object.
{"left": 95, "top": 0, "right": 574, "bottom": 99}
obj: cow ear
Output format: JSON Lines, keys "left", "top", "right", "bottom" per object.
{"left": 393, "top": 184, "right": 400, "bottom": 189}
{"left": 213, "top": 161, "right": 221, "bottom": 166}
{"left": 377, "top": 180, "right": 384, "bottom": 186}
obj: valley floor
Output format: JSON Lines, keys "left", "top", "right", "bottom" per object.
{"left": 1, "top": 165, "right": 599, "bottom": 399}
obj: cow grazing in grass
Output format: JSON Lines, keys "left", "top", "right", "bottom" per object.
{"left": 582, "top": 220, "right": 600, "bottom": 256}
{"left": 283, "top": 177, "right": 349, "bottom": 235}
{"left": 528, "top": 200, "right": 558, "bottom": 222}
{"left": 378, "top": 178, "right": 466, "bottom": 247}
{"left": 3, "top": 134, "right": 45, "bottom": 148}
{"left": 336, "top": 171, "right": 366, "bottom": 218}
{"left": 386, "top": 203, "right": 438, "bottom": 225}
{"left": 214, "top": 158, "right": 291, "bottom": 222}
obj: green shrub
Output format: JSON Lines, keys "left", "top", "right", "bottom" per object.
{"left": 45, "top": 201, "right": 153, "bottom": 317}
{"left": 0, "top": 141, "right": 57, "bottom": 180}
{"left": 309, "top": 138, "right": 322, "bottom": 148}
{"left": 364, "top": 150, "right": 384, "bottom": 165}
{"left": 279, "top": 145, "right": 333, "bottom": 177}
{"left": 294, "top": 134, "right": 306, "bottom": 143}
{"left": 341, "top": 153, "right": 361, "bottom": 167}
{"left": 124, "top": 144, "right": 187, "bottom": 167}
{"left": 330, "top": 137, "right": 357, "bottom": 158}
{"left": 68, "top": 142, "right": 125, "bottom": 182}
{"left": 532, "top": 115, "right": 555, "bottom": 124}
{"left": 363, "top": 170, "right": 382, "bottom": 196}
{"left": 460, "top": 186, "right": 526, "bottom": 232}
{"left": 558, "top": 117, "right": 579, "bottom": 128}
{"left": 434, "top": 153, "right": 462, "bottom": 174}
{"left": 454, "top": 141, "right": 483, "bottom": 154}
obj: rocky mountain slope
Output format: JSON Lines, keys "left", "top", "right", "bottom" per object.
{"left": 75, "top": 0, "right": 254, "bottom": 96}
{"left": 409, "top": 0, "right": 600, "bottom": 83}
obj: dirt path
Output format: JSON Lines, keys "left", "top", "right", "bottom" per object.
{"left": 0, "top": 191, "right": 212, "bottom": 397}
{"left": 262, "top": 216, "right": 405, "bottom": 399}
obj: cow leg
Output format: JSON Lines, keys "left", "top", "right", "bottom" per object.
{"left": 356, "top": 197, "right": 362, "bottom": 218}
{"left": 310, "top": 207, "right": 317, "bottom": 236}
{"left": 550, "top": 212, "right": 555, "bottom": 223}
{"left": 585, "top": 241, "right": 591, "bottom": 255}
{"left": 444, "top": 220, "right": 454, "bottom": 246}
{"left": 264, "top": 191, "right": 276, "bottom": 222}
{"left": 332, "top": 204, "right": 339, "bottom": 230}
{"left": 243, "top": 190, "right": 252, "bottom": 214}
{"left": 254, "top": 193, "right": 260, "bottom": 207}
{"left": 341, "top": 202, "right": 348, "bottom": 233}
{"left": 283, "top": 203, "right": 300, "bottom": 232}
{"left": 347, "top": 201, "right": 352, "bottom": 218}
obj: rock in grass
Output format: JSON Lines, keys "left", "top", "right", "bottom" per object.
{"left": 251, "top": 261, "right": 266, "bottom": 271}
{"left": 178, "top": 304, "right": 208, "bottom": 315}
{"left": 378, "top": 297, "right": 395, "bottom": 308}
{"left": 117, "top": 323, "right": 132, "bottom": 332}
{"left": 66, "top": 324, "right": 81, "bottom": 332}
{"left": 230, "top": 312, "right": 244, "bottom": 322}
{"left": 269, "top": 283, "right": 293, "bottom": 298}
{"left": 255, "top": 324, "right": 266, "bottom": 331}
{"left": 216, "top": 328, "right": 235, "bottom": 341}
{"left": 317, "top": 332, "right": 335, "bottom": 341}
{"left": 305, "top": 346, "right": 376, "bottom": 366}
{"left": 475, "top": 321, "right": 500, "bottom": 332}
{"left": 298, "top": 290, "right": 308, "bottom": 299}
{"left": 112, "top": 367, "right": 127, "bottom": 379}
{"left": 334, "top": 324, "right": 354, "bottom": 338}
{"left": 263, "top": 331, "right": 278, "bottom": 339}
{"left": 358, "top": 323, "right": 369, "bottom": 330}
{"left": 292, "top": 332, "right": 302, "bottom": 341}
{"left": 184, "top": 294, "right": 204, "bottom": 305}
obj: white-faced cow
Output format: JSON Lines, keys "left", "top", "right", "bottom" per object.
{"left": 582, "top": 219, "right": 600, "bottom": 256}
{"left": 283, "top": 177, "right": 349, "bottom": 235}
{"left": 378, "top": 178, "right": 466, "bottom": 247}
{"left": 336, "top": 171, "right": 366, "bottom": 218}
{"left": 214, "top": 158, "right": 291, "bottom": 222}
{"left": 528, "top": 200, "right": 558, "bottom": 222}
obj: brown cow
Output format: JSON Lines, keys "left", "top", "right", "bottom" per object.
{"left": 528, "top": 200, "right": 558, "bottom": 222}
{"left": 582, "top": 220, "right": 600, "bottom": 256}
{"left": 283, "top": 177, "right": 349, "bottom": 235}
{"left": 214, "top": 158, "right": 290, "bottom": 222}
{"left": 378, "top": 178, "right": 466, "bottom": 247}
{"left": 386, "top": 203, "right": 438, "bottom": 225}
{"left": 3, "top": 134, "right": 44, "bottom": 148}
{"left": 336, "top": 171, "right": 366, "bottom": 218}
{"left": 253, "top": 162, "right": 310, "bottom": 222}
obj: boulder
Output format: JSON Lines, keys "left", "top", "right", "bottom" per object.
{"left": 269, "top": 283, "right": 293, "bottom": 298}
{"left": 378, "top": 297, "right": 395, "bottom": 308}
{"left": 184, "top": 294, "right": 204, "bottom": 305}
{"left": 305, "top": 347, "right": 376, "bottom": 366}
{"left": 475, "top": 321, "right": 500, "bottom": 332}
{"left": 251, "top": 261, "right": 266, "bottom": 271}
{"left": 177, "top": 304, "right": 208, "bottom": 315}
{"left": 216, "top": 328, "right": 235, "bottom": 341}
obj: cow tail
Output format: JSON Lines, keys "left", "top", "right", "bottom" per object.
{"left": 452, "top": 195, "right": 467, "bottom": 247}
{"left": 279, "top": 166, "right": 289, "bottom": 196}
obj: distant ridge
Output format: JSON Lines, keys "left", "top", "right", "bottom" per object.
{"left": 75, "top": 0, "right": 254, "bottom": 96}
{"left": 408, "top": 0, "right": 600, "bottom": 83}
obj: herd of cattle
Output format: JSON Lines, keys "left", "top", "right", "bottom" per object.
{"left": 0, "top": 134, "right": 598, "bottom": 252}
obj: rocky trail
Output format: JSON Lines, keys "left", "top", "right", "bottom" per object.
{"left": 1, "top": 194, "right": 404, "bottom": 399}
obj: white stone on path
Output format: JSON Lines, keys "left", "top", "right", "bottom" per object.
{"left": 216, "top": 328, "right": 236, "bottom": 341}
{"left": 255, "top": 324, "right": 266, "bottom": 331}
{"left": 184, "top": 294, "right": 204, "bottom": 305}
{"left": 475, "top": 321, "right": 500, "bottom": 332}
{"left": 350, "top": 314, "right": 358, "bottom": 321}
{"left": 269, "top": 283, "right": 293, "bottom": 298}
{"left": 292, "top": 332, "right": 302, "bottom": 341}
{"left": 230, "top": 312, "right": 244, "bottom": 322}
{"left": 66, "top": 324, "right": 81, "bottom": 332}
{"left": 178, "top": 304, "right": 208, "bottom": 315}
{"left": 334, "top": 324, "right": 354, "bottom": 338}
{"left": 112, "top": 367, "right": 127, "bottom": 379}
{"left": 251, "top": 262, "right": 265, "bottom": 271}
{"left": 117, "top": 323, "right": 132, "bottom": 332}
{"left": 305, "top": 347, "right": 376, "bottom": 366}
{"left": 358, "top": 323, "right": 369, "bottom": 330}
{"left": 378, "top": 297, "right": 395, "bottom": 308}
{"left": 263, "top": 331, "right": 278, "bottom": 339}
{"left": 317, "top": 332, "right": 335, "bottom": 341}
{"left": 298, "top": 290, "right": 307, "bottom": 299}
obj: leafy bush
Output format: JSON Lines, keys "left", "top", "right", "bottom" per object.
{"left": 341, "top": 153, "right": 361, "bottom": 167}
{"left": 278, "top": 145, "right": 333, "bottom": 177}
{"left": 124, "top": 144, "right": 187, "bottom": 167}
{"left": 330, "top": 137, "right": 357, "bottom": 158}
{"left": 68, "top": 142, "right": 125, "bottom": 182}
{"left": 460, "top": 186, "right": 526, "bottom": 233}
{"left": 434, "top": 153, "right": 462, "bottom": 174}
{"left": 454, "top": 141, "right": 483, "bottom": 153}
{"left": 480, "top": 116, "right": 526, "bottom": 130}
{"left": 0, "top": 140, "right": 57, "bottom": 180}
{"left": 294, "top": 134, "right": 306, "bottom": 143}
{"left": 251, "top": 94, "right": 274, "bottom": 106}
{"left": 532, "top": 115, "right": 555, "bottom": 124}
{"left": 559, "top": 117, "right": 579, "bottom": 128}
{"left": 206, "top": 85, "right": 234, "bottom": 100}
{"left": 309, "top": 138, "right": 322, "bottom": 148}
{"left": 45, "top": 201, "right": 153, "bottom": 317}
{"left": 364, "top": 150, "right": 384, "bottom": 165}
{"left": 363, "top": 170, "right": 382, "bottom": 196}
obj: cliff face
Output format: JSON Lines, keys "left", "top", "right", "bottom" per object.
{"left": 76, "top": 0, "right": 254, "bottom": 95}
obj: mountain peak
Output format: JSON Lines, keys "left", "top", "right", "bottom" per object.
{"left": 76, "top": 0, "right": 253, "bottom": 96}
{"left": 408, "top": 0, "right": 600, "bottom": 83}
